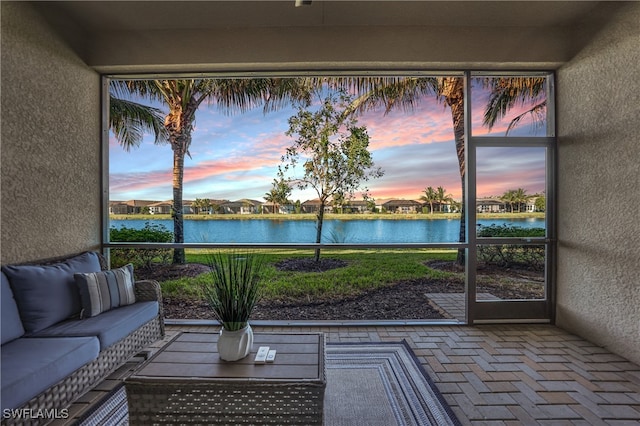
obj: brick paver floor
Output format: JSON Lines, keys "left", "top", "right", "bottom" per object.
{"left": 426, "top": 292, "right": 501, "bottom": 320}
{"left": 61, "top": 323, "right": 640, "bottom": 425}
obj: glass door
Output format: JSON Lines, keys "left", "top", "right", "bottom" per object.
{"left": 467, "top": 72, "right": 555, "bottom": 322}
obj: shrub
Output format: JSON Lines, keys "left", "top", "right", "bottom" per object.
{"left": 109, "top": 222, "right": 173, "bottom": 268}
{"left": 477, "top": 224, "right": 545, "bottom": 271}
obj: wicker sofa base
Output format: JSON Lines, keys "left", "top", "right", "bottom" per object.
{"left": 3, "top": 316, "right": 163, "bottom": 426}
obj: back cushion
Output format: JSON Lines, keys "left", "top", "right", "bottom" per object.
{"left": 2, "top": 252, "right": 102, "bottom": 334}
{"left": 1, "top": 272, "right": 25, "bottom": 344}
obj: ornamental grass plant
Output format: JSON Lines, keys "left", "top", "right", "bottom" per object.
{"left": 201, "top": 251, "right": 264, "bottom": 331}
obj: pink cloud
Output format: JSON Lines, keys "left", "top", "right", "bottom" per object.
{"left": 184, "top": 156, "right": 276, "bottom": 184}
{"left": 357, "top": 100, "right": 454, "bottom": 150}
{"left": 477, "top": 169, "right": 545, "bottom": 198}
{"left": 476, "top": 148, "right": 546, "bottom": 197}
{"left": 110, "top": 169, "right": 172, "bottom": 195}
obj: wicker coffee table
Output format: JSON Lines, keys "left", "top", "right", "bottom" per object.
{"left": 125, "top": 331, "right": 326, "bottom": 425}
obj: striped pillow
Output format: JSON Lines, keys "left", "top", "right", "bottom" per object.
{"left": 75, "top": 264, "right": 136, "bottom": 318}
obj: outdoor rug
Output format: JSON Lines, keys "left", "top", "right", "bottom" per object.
{"left": 325, "top": 342, "right": 459, "bottom": 426}
{"left": 76, "top": 341, "right": 459, "bottom": 426}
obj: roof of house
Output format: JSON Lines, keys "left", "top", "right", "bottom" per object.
{"left": 109, "top": 200, "right": 156, "bottom": 207}
{"left": 382, "top": 199, "right": 422, "bottom": 206}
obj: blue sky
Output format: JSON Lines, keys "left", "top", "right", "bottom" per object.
{"left": 109, "top": 79, "right": 547, "bottom": 203}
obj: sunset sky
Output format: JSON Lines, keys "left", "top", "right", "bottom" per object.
{"left": 109, "top": 79, "right": 547, "bottom": 203}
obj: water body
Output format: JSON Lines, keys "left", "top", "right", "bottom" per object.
{"left": 110, "top": 217, "right": 545, "bottom": 244}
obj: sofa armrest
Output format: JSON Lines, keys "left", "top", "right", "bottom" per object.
{"left": 134, "top": 279, "right": 164, "bottom": 335}
{"left": 134, "top": 279, "right": 162, "bottom": 303}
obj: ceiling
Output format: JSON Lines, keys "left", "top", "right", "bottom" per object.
{"left": 31, "top": 1, "right": 616, "bottom": 73}
{"left": 38, "top": 1, "right": 602, "bottom": 31}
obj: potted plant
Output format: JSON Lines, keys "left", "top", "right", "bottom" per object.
{"left": 201, "top": 251, "right": 264, "bottom": 361}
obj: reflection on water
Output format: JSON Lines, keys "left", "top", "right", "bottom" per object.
{"left": 110, "top": 218, "right": 545, "bottom": 244}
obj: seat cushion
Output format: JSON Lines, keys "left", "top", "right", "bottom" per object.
{"left": 75, "top": 264, "right": 136, "bottom": 318}
{"left": 2, "top": 252, "right": 102, "bottom": 333}
{"left": 33, "top": 301, "right": 159, "bottom": 350}
{"left": 0, "top": 336, "right": 99, "bottom": 411}
{"left": 1, "top": 272, "right": 25, "bottom": 344}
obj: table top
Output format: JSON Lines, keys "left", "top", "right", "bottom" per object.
{"left": 128, "top": 331, "right": 325, "bottom": 384}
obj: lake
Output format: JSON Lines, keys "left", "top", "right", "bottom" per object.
{"left": 110, "top": 217, "right": 545, "bottom": 244}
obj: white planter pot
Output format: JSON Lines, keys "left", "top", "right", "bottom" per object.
{"left": 217, "top": 324, "right": 253, "bottom": 361}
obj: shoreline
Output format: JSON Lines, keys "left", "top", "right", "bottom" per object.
{"left": 109, "top": 212, "right": 545, "bottom": 221}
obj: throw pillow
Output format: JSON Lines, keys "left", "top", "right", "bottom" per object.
{"left": 2, "top": 251, "right": 102, "bottom": 333}
{"left": 75, "top": 264, "right": 136, "bottom": 318}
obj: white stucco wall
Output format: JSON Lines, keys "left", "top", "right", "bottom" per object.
{"left": 556, "top": 2, "right": 640, "bottom": 364}
{"left": 1, "top": 2, "right": 102, "bottom": 263}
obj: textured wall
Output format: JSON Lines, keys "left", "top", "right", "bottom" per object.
{"left": 556, "top": 3, "right": 640, "bottom": 364}
{"left": 1, "top": 2, "right": 101, "bottom": 264}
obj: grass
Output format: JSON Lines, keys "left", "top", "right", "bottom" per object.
{"left": 159, "top": 249, "right": 459, "bottom": 302}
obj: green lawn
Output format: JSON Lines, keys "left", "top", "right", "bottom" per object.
{"left": 159, "top": 249, "right": 459, "bottom": 302}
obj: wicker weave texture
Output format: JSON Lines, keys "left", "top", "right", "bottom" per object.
{"left": 126, "top": 381, "right": 324, "bottom": 425}
{"left": 134, "top": 279, "right": 165, "bottom": 336}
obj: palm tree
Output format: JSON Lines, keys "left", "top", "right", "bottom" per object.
{"left": 110, "top": 78, "right": 311, "bottom": 263}
{"left": 263, "top": 188, "right": 278, "bottom": 214}
{"left": 435, "top": 186, "right": 455, "bottom": 213}
{"left": 192, "top": 198, "right": 211, "bottom": 215}
{"left": 420, "top": 186, "right": 438, "bottom": 214}
{"left": 512, "top": 188, "right": 532, "bottom": 212}
{"left": 501, "top": 189, "right": 517, "bottom": 213}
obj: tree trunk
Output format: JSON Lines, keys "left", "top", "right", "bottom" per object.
{"left": 443, "top": 78, "right": 466, "bottom": 266}
{"left": 457, "top": 180, "right": 466, "bottom": 266}
{"left": 314, "top": 203, "right": 325, "bottom": 262}
{"left": 172, "top": 149, "right": 186, "bottom": 264}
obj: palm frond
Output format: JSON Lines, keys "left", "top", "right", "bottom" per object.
{"left": 482, "top": 77, "right": 546, "bottom": 131}
{"left": 505, "top": 100, "right": 547, "bottom": 135}
{"left": 109, "top": 96, "right": 168, "bottom": 150}
{"left": 110, "top": 80, "right": 165, "bottom": 103}
{"left": 208, "top": 78, "right": 315, "bottom": 115}
{"left": 329, "top": 77, "right": 440, "bottom": 116}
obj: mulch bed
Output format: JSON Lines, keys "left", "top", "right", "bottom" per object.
{"left": 137, "top": 258, "right": 544, "bottom": 321}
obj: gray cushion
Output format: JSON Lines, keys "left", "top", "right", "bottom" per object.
{"left": 33, "top": 301, "right": 159, "bottom": 350}
{"left": 2, "top": 252, "right": 101, "bottom": 333}
{"left": 75, "top": 264, "right": 136, "bottom": 318}
{"left": 0, "top": 336, "right": 99, "bottom": 411}
{"left": 1, "top": 272, "right": 25, "bottom": 344}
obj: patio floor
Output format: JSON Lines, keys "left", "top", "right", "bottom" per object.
{"left": 59, "top": 323, "right": 640, "bottom": 425}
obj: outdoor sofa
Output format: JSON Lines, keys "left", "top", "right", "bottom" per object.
{"left": 1, "top": 251, "right": 164, "bottom": 425}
